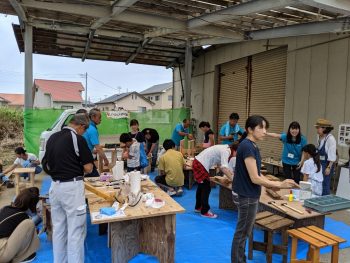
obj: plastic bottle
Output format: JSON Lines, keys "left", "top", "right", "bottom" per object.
{"left": 288, "top": 190, "right": 294, "bottom": 202}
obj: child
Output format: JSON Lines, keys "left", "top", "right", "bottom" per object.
{"left": 120, "top": 133, "right": 141, "bottom": 172}
{"left": 301, "top": 144, "right": 323, "bottom": 196}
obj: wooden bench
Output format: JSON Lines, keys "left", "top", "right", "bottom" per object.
{"left": 13, "top": 167, "right": 35, "bottom": 195}
{"left": 288, "top": 225, "right": 346, "bottom": 263}
{"left": 248, "top": 211, "right": 294, "bottom": 263}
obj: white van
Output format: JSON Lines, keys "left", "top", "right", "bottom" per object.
{"left": 38, "top": 109, "right": 120, "bottom": 161}
{"left": 38, "top": 109, "right": 77, "bottom": 161}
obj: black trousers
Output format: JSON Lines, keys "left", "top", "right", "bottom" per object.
{"left": 85, "top": 163, "right": 100, "bottom": 177}
{"left": 282, "top": 163, "right": 301, "bottom": 184}
{"left": 195, "top": 179, "right": 211, "bottom": 214}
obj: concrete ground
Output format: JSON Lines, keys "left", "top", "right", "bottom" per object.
{"left": 1, "top": 174, "right": 349, "bottom": 262}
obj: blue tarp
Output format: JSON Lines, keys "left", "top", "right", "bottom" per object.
{"left": 35, "top": 172, "right": 350, "bottom": 263}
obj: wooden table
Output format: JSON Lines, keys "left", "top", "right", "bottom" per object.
{"left": 86, "top": 179, "right": 185, "bottom": 263}
{"left": 13, "top": 167, "right": 35, "bottom": 195}
{"left": 259, "top": 188, "right": 326, "bottom": 229}
{"left": 211, "top": 179, "right": 326, "bottom": 229}
{"left": 262, "top": 159, "right": 283, "bottom": 175}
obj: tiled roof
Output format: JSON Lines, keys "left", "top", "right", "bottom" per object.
{"left": 0, "top": 93, "right": 24, "bottom": 106}
{"left": 140, "top": 82, "right": 172, "bottom": 95}
{"left": 96, "top": 91, "right": 154, "bottom": 105}
{"left": 34, "top": 79, "right": 84, "bottom": 102}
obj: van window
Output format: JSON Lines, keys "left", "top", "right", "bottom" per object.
{"left": 61, "top": 114, "right": 75, "bottom": 129}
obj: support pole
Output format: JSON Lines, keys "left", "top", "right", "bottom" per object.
{"left": 85, "top": 72, "right": 88, "bottom": 107}
{"left": 184, "top": 40, "right": 192, "bottom": 108}
{"left": 24, "top": 24, "right": 33, "bottom": 109}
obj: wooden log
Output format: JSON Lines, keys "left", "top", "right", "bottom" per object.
{"left": 84, "top": 182, "right": 115, "bottom": 201}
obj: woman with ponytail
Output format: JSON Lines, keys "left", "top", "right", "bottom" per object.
{"left": 301, "top": 144, "right": 323, "bottom": 196}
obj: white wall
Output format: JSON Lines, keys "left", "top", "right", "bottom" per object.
{"left": 174, "top": 34, "right": 350, "bottom": 159}
{"left": 145, "top": 89, "right": 172, "bottom": 109}
{"left": 115, "top": 94, "right": 153, "bottom": 112}
{"left": 33, "top": 89, "right": 52, "bottom": 108}
{"left": 96, "top": 103, "right": 115, "bottom": 111}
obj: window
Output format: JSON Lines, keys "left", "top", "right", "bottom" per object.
{"left": 61, "top": 114, "right": 74, "bottom": 129}
{"left": 61, "top": 105, "right": 73, "bottom": 110}
{"left": 105, "top": 107, "right": 109, "bottom": 111}
{"left": 168, "top": 95, "right": 173, "bottom": 101}
{"left": 155, "top": 95, "right": 160, "bottom": 101}
{"left": 138, "top": 106, "right": 146, "bottom": 112}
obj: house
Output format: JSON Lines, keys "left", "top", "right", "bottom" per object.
{"left": 95, "top": 92, "right": 154, "bottom": 112}
{"left": 0, "top": 93, "right": 24, "bottom": 108}
{"left": 140, "top": 82, "right": 172, "bottom": 109}
{"left": 33, "top": 79, "right": 84, "bottom": 109}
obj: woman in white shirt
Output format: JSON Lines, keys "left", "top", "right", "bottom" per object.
{"left": 301, "top": 144, "right": 323, "bottom": 196}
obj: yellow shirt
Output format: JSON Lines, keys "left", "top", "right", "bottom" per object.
{"left": 158, "top": 149, "right": 185, "bottom": 187}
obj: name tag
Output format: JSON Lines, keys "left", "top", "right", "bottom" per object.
{"left": 287, "top": 153, "right": 294, "bottom": 159}
{"left": 320, "top": 155, "right": 326, "bottom": 161}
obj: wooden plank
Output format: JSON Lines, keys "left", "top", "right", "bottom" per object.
{"left": 265, "top": 218, "right": 294, "bottom": 231}
{"left": 287, "top": 229, "right": 327, "bottom": 248}
{"left": 297, "top": 227, "right": 337, "bottom": 246}
{"left": 139, "top": 214, "right": 175, "bottom": 263}
{"left": 307, "top": 225, "right": 346, "bottom": 243}
{"left": 331, "top": 244, "right": 339, "bottom": 263}
{"left": 256, "top": 215, "right": 283, "bottom": 226}
{"left": 110, "top": 220, "right": 139, "bottom": 263}
{"left": 290, "top": 237, "right": 298, "bottom": 261}
{"left": 84, "top": 182, "right": 116, "bottom": 201}
{"left": 13, "top": 167, "right": 35, "bottom": 173}
{"left": 255, "top": 211, "right": 273, "bottom": 220}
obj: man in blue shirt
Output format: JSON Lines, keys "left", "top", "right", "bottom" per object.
{"left": 171, "top": 119, "right": 193, "bottom": 149}
{"left": 219, "top": 112, "right": 244, "bottom": 145}
{"left": 83, "top": 108, "right": 109, "bottom": 176}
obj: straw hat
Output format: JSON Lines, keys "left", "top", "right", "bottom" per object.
{"left": 314, "top": 118, "right": 333, "bottom": 128}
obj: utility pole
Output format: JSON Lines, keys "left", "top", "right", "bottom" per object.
{"left": 117, "top": 86, "right": 121, "bottom": 95}
{"left": 85, "top": 72, "right": 88, "bottom": 108}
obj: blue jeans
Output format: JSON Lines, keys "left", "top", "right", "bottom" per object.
{"left": 21, "top": 161, "right": 43, "bottom": 178}
{"left": 0, "top": 173, "right": 9, "bottom": 182}
{"left": 231, "top": 195, "right": 259, "bottom": 263}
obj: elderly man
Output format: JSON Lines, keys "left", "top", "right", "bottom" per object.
{"left": 43, "top": 114, "right": 93, "bottom": 263}
{"left": 171, "top": 119, "right": 193, "bottom": 150}
{"left": 83, "top": 108, "right": 109, "bottom": 176}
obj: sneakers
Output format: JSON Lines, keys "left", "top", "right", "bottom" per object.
{"left": 201, "top": 211, "right": 218, "bottom": 219}
{"left": 176, "top": 187, "right": 183, "bottom": 196}
{"left": 166, "top": 189, "right": 177, "bottom": 196}
{"left": 194, "top": 207, "right": 201, "bottom": 213}
{"left": 21, "top": 253, "right": 36, "bottom": 263}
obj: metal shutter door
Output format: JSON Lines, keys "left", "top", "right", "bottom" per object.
{"left": 250, "top": 47, "right": 287, "bottom": 159}
{"left": 218, "top": 57, "right": 248, "bottom": 136}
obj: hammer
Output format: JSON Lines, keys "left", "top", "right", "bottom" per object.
{"left": 281, "top": 203, "right": 304, "bottom": 214}
{"left": 268, "top": 201, "right": 287, "bottom": 213}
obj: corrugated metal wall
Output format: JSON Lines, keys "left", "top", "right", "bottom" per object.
{"left": 174, "top": 34, "right": 350, "bottom": 160}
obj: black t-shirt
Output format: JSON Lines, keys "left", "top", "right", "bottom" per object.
{"left": 0, "top": 206, "right": 28, "bottom": 238}
{"left": 44, "top": 128, "right": 94, "bottom": 181}
{"left": 204, "top": 129, "right": 214, "bottom": 143}
{"left": 141, "top": 128, "right": 159, "bottom": 143}
{"left": 129, "top": 131, "right": 145, "bottom": 143}
{"left": 233, "top": 138, "right": 262, "bottom": 198}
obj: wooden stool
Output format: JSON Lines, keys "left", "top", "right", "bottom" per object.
{"left": 98, "top": 148, "right": 117, "bottom": 173}
{"left": 13, "top": 167, "right": 36, "bottom": 195}
{"left": 39, "top": 195, "right": 52, "bottom": 241}
{"left": 248, "top": 211, "right": 294, "bottom": 263}
{"left": 288, "top": 225, "right": 346, "bottom": 263}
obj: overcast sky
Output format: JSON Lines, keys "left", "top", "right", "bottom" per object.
{"left": 0, "top": 15, "right": 172, "bottom": 102}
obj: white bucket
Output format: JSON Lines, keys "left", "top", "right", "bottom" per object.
{"left": 112, "top": 161, "right": 124, "bottom": 180}
{"left": 129, "top": 171, "right": 141, "bottom": 195}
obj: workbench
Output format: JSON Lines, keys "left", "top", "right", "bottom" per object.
{"left": 86, "top": 179, "right": 185, "bottom": 263}
{"left": 211, "top": 177, "right": 325, "bottom": 229}
{"left": 261, "top": 158, "right": 284, "bottom": 176}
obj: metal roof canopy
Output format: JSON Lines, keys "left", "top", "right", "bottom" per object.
{"left": 1, "top": 0, "right": 350, "bottom": 67}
